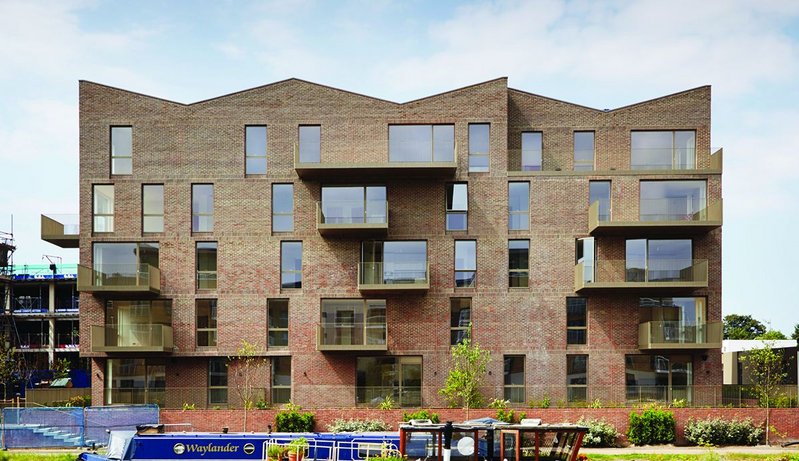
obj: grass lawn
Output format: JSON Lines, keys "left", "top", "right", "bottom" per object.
{"left": 586, "top": 453, "right": 799, "bottom": 461}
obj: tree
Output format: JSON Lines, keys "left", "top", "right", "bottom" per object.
{"left": 792, "top": 324, "right": 799, "bottom": 341}
{"left": 758, "top": 330, "right": 787, "bottom": 340}
{"left": 723, "top": 314, "right": 766, "bottom": 340}
{"left": 439, "top": 327, "right": 490, "bottom": 417}
{"left": 742, "top": 340, "right": 789, "bottom": 445}
{"left": 228, "top": 339, "right": 268, "bottom": 431}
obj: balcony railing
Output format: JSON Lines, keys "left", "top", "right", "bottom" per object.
{"left": 316, "top": 201, "right": 389, "bottom": 236}
{"left": 317, "top": 321, "right": 387, "bottom": 351}
{"left": 574, "top": 259, "right": 708, "bottom": 293}
{"left": 589, "top": 200, "right": 722, "bottom": 236}
{"left": 358, "top": 262, "right": 430, "bottom": 292}
{"left": 639, "top": 321, "right": 722, "bottom": 350}
{"left": 91, "top": 324, "right": 173, "bottom": 352}
{"left": 508, "top": 147, "right": 723, "bottom": 174}
{"left": 197, "top": 271, "right": 217, "bottom": 290}
{"left": 77, "top": 264, "right": 160, "bottom": 295}
{"left": 15, "top": 333, "right": 48, "bottom": 349}
{"left": 54, "top": 333, "right": 79, "bottom": 349}
{"left": 40, "top": 214, "right": 79, "bottom": 248}
{"left": 356, "top": 386, "right": 422, "bottom": 408}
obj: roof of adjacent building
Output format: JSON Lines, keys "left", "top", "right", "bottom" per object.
{"left": 722, "top": 339, "right": 798, "bottom": 353}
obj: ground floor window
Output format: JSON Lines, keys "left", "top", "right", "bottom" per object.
{"left": 272, "top": 356, "right": 291, "bottom": 404}
{"left": 105, "top": 358, "right": 164, "bottom": 406}
{"left": 356, "top": 356, "right": 422, "bottom": 407}
{"left": 625, "top": 354, "right": 693, "bottom": 403}
{"left": 504, "top": 355, "right": 525, "bottom": 403}
{"left": 208, "top": 357, "right": 228, "bottom": 406}
{"left": 567, "top": 354, "right": 588, "bottom": 403}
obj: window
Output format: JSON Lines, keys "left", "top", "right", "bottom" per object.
{"left": 320, "top": 299, "right": 386, "bottom": 348}
{"left": 245, "top": 125, "right": 267, "bottom": 174}
{"left": 389, "top": 125, "right": 454, "bottom": 162}
{"left": 92, "top": 242, "right": 159, "bottom": 285}
{"left": 504, "top": 355, "right": 525, "bottom": 403}
{"left": 356, "top": 356, "right": 422, "bottom": 407}
{"left": 589, "top": 181, "right": 611, "bottom": 222}
{"left": 468, "top": 123, "right": 490, "bottom": 172}
{"left": 567, "top": 298, "right": 587, "bottom": 345}
{"left": 631, "top": 131, "right": 696, "bottom": 170}
{"left": 268, "top": 299, "right": 289, "bottom": 349}
{"left": 508, "top": 240, "right": 529, "bottom": 288}
{"left": 192, "top": 184, "right": 214, "bottom": 232}
{"left": 196, "top": 299, "right": 217, "bottom": 348}
{"left": 450, "top": 298, "right": 471, "bottom": 345}
{"left": 105, "top": 359, "right": 164, "bottom": 405}
{"left": 640, "top": 297, "right": 707, "bottom": 344}
{"left": 272, "top": 184, "right": 294, "bottom": 232}
{"left": 446, "top": 183, "right": 468, "bottom": 231}
{"left": 626, "top": 239, "right": 692, "bottom": 282}
{"left": 208, "top": 357, "right": 228, "bottom": 406}
{"left": 508, "top": 182, "right": 530, "bottom": 230}
{"left": 361, "top": 241, "right": 428, "bottom": 286}
{"left": 640, "top": 180, "right": 707, "bottom": 221}
{"left": 110, "top": 126, "right": 132, "bottom": 175}
{"left": 196, "top": 242, "right": 217, "bottom": 290}
{"left": 521, "top": 132, "right": 542, "bottom": 171}
{"left": 272, "top": 356, "right": 291, "bottom": 404}
{"left": 93, "top": 185, "right": 114, "bottom": 233}
{"left": 574, "top": 132, "right": 595, "bottom": 171}
{"left": 576, "top": 237, "right": 595, "bottom": 284}
{"left": 280, "top": 242, "right": 302, "bottom": 289}
{"left": 454, "top": 240, "right": 476, "bottom": 288}
{"left": 625, "top": 354, "right": 693, "bottom": 403}
{"left": 142, "top": 185, "right": 164, "bottom": 233}
{"left": 321, "top": 186, "right": 387, "bottom": 224}
{"left": 567, "top": 354, "right": 588, "bottom": 402}
{"left": 105, "top": 300, "right": 171, "bottom": 348}
{"left": 299, "top": 125, "right": 321, "bottom": 163}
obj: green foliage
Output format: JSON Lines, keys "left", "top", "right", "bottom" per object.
{"left": 489, "top": 398, "right": 525, "bottom": 423}
{"left": 627, "top": 405, "right": 676, "bottom": 445}
{"left": 743, "top": 339, "right": 790, "bottom": 444}
{"left": 327, "top": 418, "right": 391, "bottom": 433}
{"left": 724, "top": 314, "right": 766, "bottom": 340}
{"left": 52, "top": 357, "right": 71, "bottom": 379}
{"left": 51, "top": 395, "right": 91, "bottom": 407}
{"left": 438, "top": 328, "right": 490, "bottom": 410}
{"left": 255, "top": 399, "right": 270, "bottom": 410}
{"left": 402, "top": 409, "right": 440, "bottom": 423}
{"left": 684, "top": 417, "right": 763, "bottom": 446}
{"left": 228, "top": 339, "right": 268, "bottom": 430}
{"left": 275, "top": 402, "right": 315, "bottom": 432}
{"left": 670, "top": 398, "right": 688, "bottom": 408}
{"left": 267, "top": 443, "right": 286, "bottom": 460}
{"left": 577, "top": 417, "right": 619, "bottom": 448}
{"left": 288, "top": 437, "right": 309, "bottom": 450}
{"left": 758, "top": 330, "right": 788, "bottom": 340}
{"left": 377, "top": 394, "right": 396, "bottom": 410}
{"left": 792, "top": 324, "right": 799, "bottom": 341}
{"left": 182, "top": 402, "right": 196, "bottom": 410}
{"left": 528, "top": 395, "right": 551, "bottom": 408}
{"left": 588, "top": 398, "right": 603, "bottom": 409}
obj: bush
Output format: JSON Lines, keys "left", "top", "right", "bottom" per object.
{"left": 275, "top": 402, "right": 315, "bottom": 432}
{"left": 402, "top": 409, "right": 440, "bottom": 423}
{"left": 577, "top": 417, "right": 619, "bottom": 447}
{"left": 627, "top": 405, "right": 675, "bottom": 445}
{"left": 327, "top": 418, "right": 391, "bottom": 433}
{"left": 684, "top": 417, "right": 763, "bottom": 446}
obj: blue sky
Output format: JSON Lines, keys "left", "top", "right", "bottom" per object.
{"left": 1, "top": 0, "right": 798, "bottom": 333}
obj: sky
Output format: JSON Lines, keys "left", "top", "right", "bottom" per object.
{"left": 1, "top": 0, "right": 798, "bottom": 333}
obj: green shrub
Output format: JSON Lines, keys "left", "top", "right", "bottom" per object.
{"left": 577, "top": 417, "right": 619, "bottom": 447}
{"left": 402, "top": 409, "right": 440, "bottom": 423}
{"left": 327, "top": 418, "right": 391, "bottom": 432}
{"left": 255, "top": 399, "right": 270, "bottom": 410}
{"left": 528, "top": 396, "right": 551, "bottom": 409}
{"left": 684, "top": 417, "right": 763, "bottom": 446}
{"left": 377, "top": 395, "right": 396, "bottom": 410}
{"left": 275, "top": 402, "right": 315, "bottom": 432}
{"left": 627, "top": 405, "right": 675, "bottom": 445}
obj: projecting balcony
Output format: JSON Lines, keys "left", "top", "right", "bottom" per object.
{"left": 574, "top": 259, "right": 708, "bottom": 293}
{"left": 317, "top": 321, "right": 388, "bottom": 352}
{"left": 588, "top": 200, "right": 723, "bottom": 236}
{"left": 91, "top": 324, "right": 173, "bottom": 353}
{"left": 358, "top": 262, "right": 430, "bottom": 293}
{"left": 41, "top": 214, "right": 79, "bottom": 248}
{"left": 317, "top": 201, "right": 389, "bottom": 236}
{"left": 77, "top": 264, "right": 160, "bottom": 295}
{"left": 507, "top": 148, "right": 723, "bottom": 175}
{"left": 638, "top": 321, "right": 722, "bottom": 350}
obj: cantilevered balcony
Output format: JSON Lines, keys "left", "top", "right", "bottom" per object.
{"left": 317, "top": 201, "right": 388, "bottom": 236}
{"left": 317, "top": 321, "right": 388, "bottom": 351}
{"left": 639, "top": 321, "right": 722, "bottom": 350}
{"left": 91, "top": 324, "right": 173, "bottom": 352}
{"left": 294, "top": 144, "right": 458, "bottom": 179}
{"left": 41, "top": 214, "right": 79, "bottom": 248}
{"left": 588, "top": 200, "right": 723, "bottom": 236}
{"left": 358, "top": 262, "right": 430, "bottom": 293}
{"left": 574, "top": 259, "right": 708, "bottom": 293}
{"left": 77, "top": 264, "right": 160, "bottom": 295}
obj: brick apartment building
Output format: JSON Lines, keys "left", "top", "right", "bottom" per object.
{"left": 44, "top": 77, "right": 723, "bottom": 408}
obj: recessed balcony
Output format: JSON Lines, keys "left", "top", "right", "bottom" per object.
{"left": 574, "top": 259, "right": 708, "bottom": 293}
{"left": 91, "top": 324, "right": 173, "bottom": 353}
{"left": 358, "top": 262, "right": 430, "bottom": 293}
{"left": 317, "top": 201, "right": 388, "bottom": 236}
{"left": 77, "top": 264, "right": 160, "bottom": 295}
{"left": 41, "top": 214, "right": 79, "bottom": 248}
{"left": 639, "top": 321, "right": 722, "bottom": 350}
{"left": 589, "top": 200, "right": 723, "bottom": 236}
{"left": 317, "top": 321, "right": 388, "bottom": 352}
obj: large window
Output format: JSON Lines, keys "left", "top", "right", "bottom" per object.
{"left": 468, "top": 123, "right": 490, "bottom": 172}
{"left": 508, "top": 240, "right": 529, "bottom": 288}
{"left": 105, "top": 300, "right": 171, "bottom": 350}
{"left": 361, "top": 241, "right": 427, "bottom": 286}
{"left": 268, "top": 299, "right": 289, "bottom": 349}
{"left": 299, "top": 125, "right": 321, "bottom": 163}
{"left": 640, "top": 297, "right": 707, "bottom": 344}
{"left": 521, "top": 132, "right": 542, "bottom": 171}
{"left": 208, "top": 357, "right": 228, "bottom": 406}
{"left": 272, "top": 357, "right": 291, "bottom": 404}
{"left": 631, "top": 131, "right": 696, "bottom": 170}
{"left": 446, "top": 183, "right": 468, "bottom": 231}
{"left": 508, "top": 182, "right": 530, "bottom": 230}
{"left": 504, "top": 355, "right": 525, "bottom": 403}
{"left": 450, "top": 298, "right": 471, "bottom": 345}
{"left": 105, "top": 358, "right": 164, "bottom": 405}
{"left": 320, "top": 299, "right": 386, "bottom": 347}
{"left": 272, "top": 184, "right": 294, "bottom": 232}
{"left": 356, "top": 356, "right": 421, "bottom": 407}
{"left": 192, "top": 184, "right": 214, "bottom": 233}
{"left": 589, "top": 181, "right": 611, "bottom": 222}
{"left": 625, "top": 354, "right": 693, "bottom": 403}
{"left": 640, "top": 180, "right": 707, "bottom": 221}
{"left": 388, "top": 125, "right": 454, "bottom": 162}
{"left": 92, "top": 242, "right": 159, "bottom": 285}
{"left": 573, "top": 131, "right": 595, "bottom": 171}
{"left": 196, "top": 242, "right": 217, "bottom": 290}
{"left": 196, "top": 299, "right": 217, "bottom": 348}
{"left": 454, "top": 240, "right": 476, "bottom": 288}
{"left": 321, "top": 186, "right": 387, "bottom": 224}
{"left": 93, "top": 185, "right": 114, "bottom": 233}
{"left": 245, "top": 125, "right": 267, "bottom": 174}
{"left": 626, "top": 239, "right": 692, "bottom": 282}
{"left": 142, "top": 185, "right": 164, "bottom": 233}
{"left": 567, "top": 354, "right": 588, "bottom": 402}
{"left": 280, "top": 242, "right": 302, "bottom": 289}
{"left": 567, "top": 298, "right": 587, "bottom": 345}
{"left": 110, "top": 126, "right": 132, "bottom": 175}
